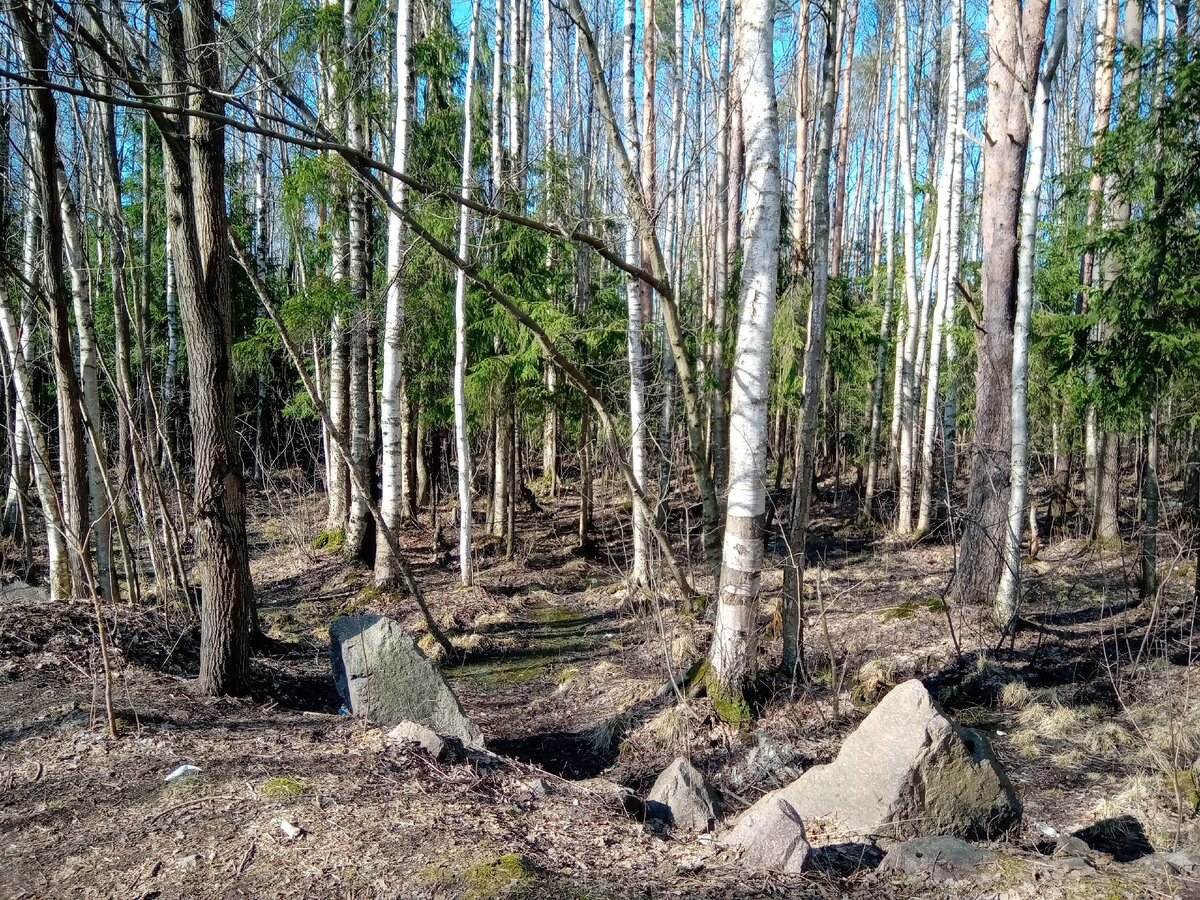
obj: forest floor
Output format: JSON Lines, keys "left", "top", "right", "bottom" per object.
{"left": 1, "top": 475, "right": 1199, "bottom": 898}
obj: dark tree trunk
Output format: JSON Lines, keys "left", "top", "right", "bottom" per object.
{"left": 156, "top": 0, "right": 254, "bottom": 694}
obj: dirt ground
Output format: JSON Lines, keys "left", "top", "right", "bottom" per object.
{"left": 1, "top": 478, "right": 1198, "bottom": 899}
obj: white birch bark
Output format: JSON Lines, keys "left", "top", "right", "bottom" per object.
{"left": 994, "top": 3, "right": 1067, "bottom": 629}
{"left": 710, "top": 0, "right": 781, "bottom": 703}
{"left": 377, "top": 0, "right": 413, "bottom": 583}
{"left": 894, "top": 0, "right": 920, "bottom": 535}
{"left": 453, "top": 0, "right": 483, "bottom": 586}
{"left": 58, "top": 166, "right": 113, "bottom": 600}
{"left": 623, "top": 0, "right": 651, "bottom": 587}
{"left": 0, "top": 283, "right": 70, "bottom": 599}
{"left": 3, "top": 179, "right": 36, "bottom": 534}
{"left": 863, "top": 47, "right": 896, "bottom": 514}
{"left": 916, "top": 0, "right": 964, "bottom": 533}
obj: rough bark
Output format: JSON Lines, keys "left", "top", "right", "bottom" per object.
{"left": 957, "top": 0, "right": 1050, "bottom": 608}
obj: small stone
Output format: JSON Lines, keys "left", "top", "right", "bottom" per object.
{"left": 526, "top": 777, "right": 552, "bottom": 798}
{"left": 878, "top": 836, "right": 998, "bottom": 882}
{"left": 721, "top": 797, "right": 812, "bottom": 873}
{"left": 175, "top": 854, "right": 200, "bottom": 871}
{"left": 1053, "top": 835, "right": 1092, "bottom": 858}
{"left": 386, "top": 721, "right": 449, "bottom": 760}
{"left": 647, "top": 757, "right": 718, "bottom": 832}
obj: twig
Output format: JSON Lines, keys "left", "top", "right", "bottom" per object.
{"left": 148, "top": 794, "right": 247, "bottom": 823}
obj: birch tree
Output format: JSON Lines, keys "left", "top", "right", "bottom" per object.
{"left": 378, "top": 0, "right": 414, "bottom": 585}
{"left": 453, "top": 0, "right": 483, "bottom": 586}
{"left": 708, "top": 0, "right": 781, "bottom": 711}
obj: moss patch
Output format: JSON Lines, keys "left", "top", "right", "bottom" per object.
{"left": 881, "top": 596, "right": 948, "bottom": 622}
{"left": 311, "top": 528, "right": 345, "bottom": 552}
{"left": 465, "top": 852, "right": 533, "bottom": 898}
{"left": 259, "top": 775, "right": 309, "bottom": 800}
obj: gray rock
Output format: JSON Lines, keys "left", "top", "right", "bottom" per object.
{"left": 750, "top": 679, "right": 1019, "bottom": 840}
{"left": 879, "top": 836, "right": 998, "bottom": 881}
{"left": 1138, "top": 852, "right": 1200, "bottom": 876}
{"left": 386, "top": 721, "right": 449, "bottom": 760}
{"left": 0, "top": 581, "right": 49, "bottom": 603}
{"left": 728, "top": 731, "right": 804, "bottom": 791}
{"left": 330, "top": 614, "right": 484, "bottom": 748}
{"left": 1053, "top": 834, "right": 1092, "bottom": 858}
{"left": 1051, "top": 857, "right": 1099, "bottom": 876}
{"left": 721, "top": 797, "right": 812, "bottom": 873}
{"left": 647, "top": 757, "right": 718, "bottom": 832}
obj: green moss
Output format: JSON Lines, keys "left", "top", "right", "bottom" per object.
{"left": 881, "top": 596, "right": 947, "bottom": 622}
{"left": 705, "top": 671, "right": 753, "bottom": 726}
{"left": 311, "top": 528, "right": 345, "bottom": 551}
{"left": 260, "top": 775, "right": 309, "bottom": 799}
{"left": 465, "top": 853, "right": 533, "bottom": 898}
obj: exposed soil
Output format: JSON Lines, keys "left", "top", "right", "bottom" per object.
{"left": 1, "top": 479, "right": 1198, "bottom": 898}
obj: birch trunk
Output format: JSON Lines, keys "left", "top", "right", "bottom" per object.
{"left": 2, "top": 176, "right": 36, "bottom": 536}
{"left": 828, "top": 0, "right": 859, "bottom": 276}
{"left": 863, "top": 47, "right": 896, "bottom": 517}
{"left": 894, "top": 0, "right": 920, "bottom": 535}
{"left": 709, "top": 0, "right": 783, "bottom": 705}
{"left": 58, "top": 165, "right": 114, "bottom": 600}
{"left": 623, "top": 0, "right": 651, "bottom": 587}
{"left": 453, "top": 0, "right": 482, "bottom": 586}
{"left": 377, "top": 0, "right": 414, "bottom": 584}
{"left": 916, "top": 0, "right": 965, "bottom": 534}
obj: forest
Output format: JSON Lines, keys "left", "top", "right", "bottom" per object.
{"left": 1, "top": 0, "right": 1199, "bottom": 896}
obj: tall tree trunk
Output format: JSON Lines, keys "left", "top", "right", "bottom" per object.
{"left": 57, "top": 165, "right": 114, "bottom": 601}
{"left": 622, "top": 0, "right": 651, "bottom": 587}
{"left": 378, "top": 0, "right": 414, "bottom": 584}
{"left": 863, "top": 48, "right": 898, "bottom": 517}
{"left": 15, "top": 9, "right": 87, "bottom": 597}
{"left": 1081, "top": 0, "right": 1119, "bottom": 518}
{"left": 957, "top": 0, "right": 1050, "bottom": 608}
{"left": 894, "top": 0, "right": 920, "bottom": 535}
{"left": 3, "top": 172, "right": 36, "bottom": 537}
{"left": 155, "top": 0, "right": 255, "bottom": 694}
{"left": 781, "top": 0, "right": 839, "bottom": 677}
{"left": 789, "top": 1, "right": 811, "bottom": 277}
{"left": 916, "top": 0, "right": 965, "bottom": 535}
{"left": 453, "top": 0, "right": 482, "bottom": 586}
{"left": 994, "top": 2, "right": 1066, "bottom": 630}
{"left": 828, "top": 0, "right": 859, "bottom": 276}
{"left": 708, "top": 0, "right": 783, "bottom": 708}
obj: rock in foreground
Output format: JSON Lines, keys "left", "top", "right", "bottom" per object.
{"left": 756, "top": 678, "right": 1019, "bottom": 840}
{"left": 721, "top": 796, "right": 812, "bottom": 873}
{"left": 330, "top": 614, "right": 484, "bottom": 748}
{"left": 878, "top": 836, "right": 998, "bottom": 881}
{"left": 647, "top": 757, "right": 718, "bottom": 832}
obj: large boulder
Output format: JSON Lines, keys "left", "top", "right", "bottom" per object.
{"left": 330, "top": 614, "right": 484, "bottom": 748}
{"left": 647, "top": 757, "right": 718, "bottom": 832}
{"left": 751, "top": 679, "right": 1019, "bottom": 840}
{"left": 721, "top": 796, "right": 812, "bottom": 873}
